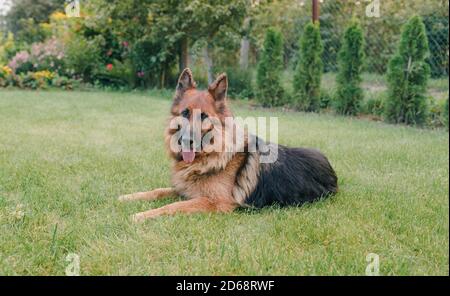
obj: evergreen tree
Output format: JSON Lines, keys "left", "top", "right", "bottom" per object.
{"left": 256, "top": 27, "right": 285, "bottom": 107}
{"left": 293, "top": 22, "right": 323, "bottom": 112}
{"left": 385, "top": 16, "right": 430, "bottom": 125}
{"left": 335, "top": 21, "right": 365, "bottom": 115}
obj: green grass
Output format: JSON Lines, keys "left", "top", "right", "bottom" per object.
{"left": 0, "top": 90, "right": 448, "bottom": 275}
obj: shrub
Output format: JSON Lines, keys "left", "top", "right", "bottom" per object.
{"left": 427, "top": 97, "right": 447, "bottom": 128}
{"left": 131, "top": 38, "right": 176, "bottom": 89}
{"left": 51, "top": 74, "right": 80, "bottom": 90}
{"left": 335, "top": 21, "right": 365, "bottom": 115}
{"left": 256, "top": 27, "right": 285, "bottom": 107}
{"left": 293, "top": 22, "right": 323, "bottom": 112}
{"left": 385, "top": 16, "right": 430, "bottom": 125}
{"left": 65, "top": 35, "right": 103, "bottom": 82}
{"left": 29, "top": 37, "right": 65, "bottom": 74}
{"left": 222, "top": 67, "right": 253, "bottom": 99}
{"left": 8, "top": 51, "right": 33, "bottom": 74}
{"left": 17, "top": 71, "right": 54, "bottom": 89}
{"left": 319, "top": 88, "right": 334, "bottom": 109}
{"left": 363, "top": 96, "right": 385, "bottom": 117}
{"left": 0, "top": 32, "right": 16, "bottom": 65}
{"left": 93, "top": 59, "right": 133, "bottom": 89}
{"left": 0, "top": 65, "right": 14, "bottom": 87}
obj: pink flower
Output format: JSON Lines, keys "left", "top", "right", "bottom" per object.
{"left": 137, "top": 71, "right": 145, "bottom": 78}
{"left": 8, "top": 51, "right": 30, "bottom": 71}
{"left": 122, "top": 41, "right": 129, "bottom": 48}
{"left": 106, "top": 64, "right": 113, "bottom": 71}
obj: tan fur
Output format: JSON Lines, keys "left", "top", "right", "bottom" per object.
{"left": 232, "top": 152, "right": 260, "bottom": 206}
{"left": 119, "top": 69, "right": 260, "bottom": 222}
{"left": 118, "top": 188, "right": 175, "bottom": 202}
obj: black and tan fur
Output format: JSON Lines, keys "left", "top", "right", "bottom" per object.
{"left": 119, "top": 69, "right": 338, "bottom": 222}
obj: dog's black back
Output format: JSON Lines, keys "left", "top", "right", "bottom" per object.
{"left": 244, "top": 145, "right": 338, "bottom": 208}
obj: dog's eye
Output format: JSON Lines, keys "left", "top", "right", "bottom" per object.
{"left": 181, "top": 109, "right": 190, "bottom": 118}
{"left": 201, "top": 112, "right": 208, "bottom": 121}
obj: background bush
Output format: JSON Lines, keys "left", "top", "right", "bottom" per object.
{"left": 363, "top": 96, "right": 386, "bottom": 117}
{"left": 335, "top": 21, "right": 365, "bottom": 115}
{"left": 385, "top": 16, "right": 430, "bottom": 125}
{"left": 293, "top": 22, "right": 323, "bottom": 112}
{"left": 256, "top": 27, "right": 285, "bottom": 107}
{"left": 222, "top": 67, "right": 254, "bottom": 99}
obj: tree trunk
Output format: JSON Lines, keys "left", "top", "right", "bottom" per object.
{"left": 239, "top": 17, "right": 251, "bottom": 70}
{"left": 179, "top": 37, "right": 189, "bottom": 72}
{"left": 239, "top": 36, "right": 250, "bottom": 70}
{"left": 203, "top": 43, "right": 214, "bottom": 84}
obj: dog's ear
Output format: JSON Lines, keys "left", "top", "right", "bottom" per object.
{"left": 208, "top": 73, "right": 227, "bottom": 102}
{"left": 176, "top": 68, "right": 196, "bottom": 94}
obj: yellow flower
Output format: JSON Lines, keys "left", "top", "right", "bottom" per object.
{"left": 0, "top": 65, "right": 13, "bottom": 77}
{"left": 33, "top": 70, "right": 55, "bottom": 81}
{"left": 51, "top": 11, "right": 68, "bottom": 21}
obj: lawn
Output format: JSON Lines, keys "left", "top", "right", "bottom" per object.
{"left": 0, "top": 90, "right": 448, "bottom": 275}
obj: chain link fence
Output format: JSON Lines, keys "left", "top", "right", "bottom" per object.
{"left": 309, "top": 0, "right": 449, "bottom": 101}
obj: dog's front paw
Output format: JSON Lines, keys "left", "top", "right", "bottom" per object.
{"left": 118, "top": 194, "right": 132, "bottom": 202}
{"left": 131, "top": 213, "right": 146, "bottom": 223}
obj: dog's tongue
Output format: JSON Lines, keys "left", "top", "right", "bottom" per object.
{"left": 182, "top": 151, "right": 196, "bottom": 163}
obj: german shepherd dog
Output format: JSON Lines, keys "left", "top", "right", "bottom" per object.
{"left": 119, "top": 69, "right": 338, "bottom": 222}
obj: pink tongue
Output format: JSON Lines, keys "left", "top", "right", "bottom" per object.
{"left": 182, "top": 151, "right": 196, "bottom": 163}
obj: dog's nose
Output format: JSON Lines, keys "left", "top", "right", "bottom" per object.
{"left": 181, "top": 138, "right": 194, "bottom": 149}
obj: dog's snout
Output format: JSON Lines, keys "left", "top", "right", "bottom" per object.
{"left": 181, "top": 138, "right": 194, "bottom": 146}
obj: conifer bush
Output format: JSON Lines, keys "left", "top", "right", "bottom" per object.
{"left": 335, "top": 21, "right": 365, "bottom": 115}
{"left": 293, "top": 22, "right": 323, "bottom": 112}
{"left": 385, "top": 16, "right": 430, "bottom": 125}
{"left": 256, "top": 27, "right": 285, "bottom": 107}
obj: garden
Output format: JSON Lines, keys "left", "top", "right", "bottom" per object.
{"left": 0, "top": 0, "right": 448, "bottom": 276}
{"left": 0, "top": 0, "right": 448, "bottom": 127}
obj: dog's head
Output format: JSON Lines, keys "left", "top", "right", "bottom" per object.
{"left": 166, "top": 68, "right": 232, "bottom": 164}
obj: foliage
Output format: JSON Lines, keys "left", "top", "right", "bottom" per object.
{"left": 363, "top": 96, "right": 386, "bottom": 117}
{"left": 385, "top": 16, "right": 430, "bottom": 125}
{"left": 293, "top": 22, "right": 323, "bottom": 112}
{"left": 423, "top": 15, "right": 449, "bottom": 78}
{"left": 130, "top": 38, "right": 174, "bottom": 88}
{"left": 94, "top": 59, "right": 133, "bottom": 89}
{"left": 319, "top": 88, "right": 334, "bottom": 109}
{"left": 427, "top": 97, "right": 448, "bottom": 128}
{"left": 64, "top": 35, "right": 103, "bottom": 82}
{"left": 226, "top": 67, "right": 254, "bottom": 99}
{"left": 0, "top": 65, "right": 14, "bottom": 87}
{"left": 256, "top": 27, "right": 285, "bottom": 107}
{"left": 8, "top": 50, "right": 33, "bottom": 74}
{"left": 29, "top": 37, "right": 65, "bottom": 74}
{"left": 5, "top": 0, "right": 65, "bottom": 34}
{"left": 0, "top": 32, "right": 16, "bottom": 64}
{"left": 335, "top": 21, "right": 365, "bottom": 115}
{"left": 249, "top": 0, "right": 310, "bottom": 64}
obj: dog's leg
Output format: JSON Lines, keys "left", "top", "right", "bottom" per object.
{"left": 132, "top": 197, "right": 237, "bottom": 222}
{"left": 118, "top": 188, "right": 176, "bottom": 202}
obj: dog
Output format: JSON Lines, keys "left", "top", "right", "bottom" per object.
{"left": 119, "top": 68, "right": 338, "bottom": 222}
